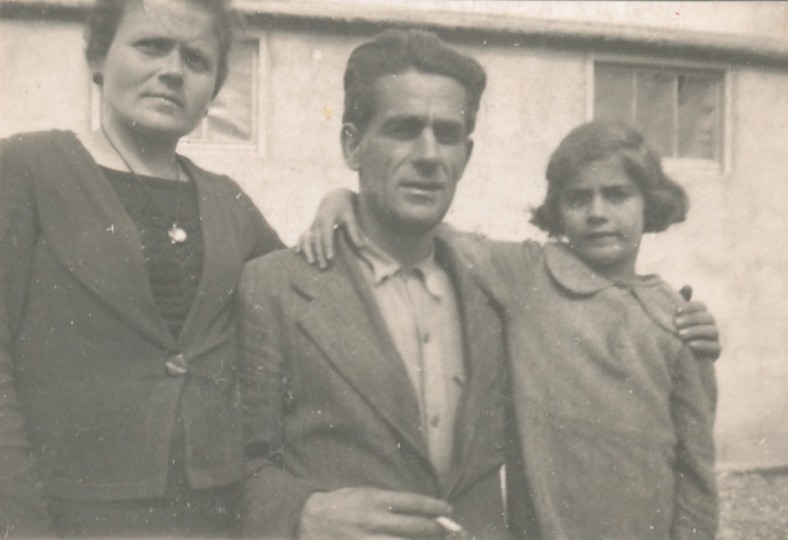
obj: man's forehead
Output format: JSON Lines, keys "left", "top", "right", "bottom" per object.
{"left": 372, "top": 71, "right": 468, "bottom": 118}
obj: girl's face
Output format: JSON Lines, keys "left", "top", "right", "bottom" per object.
{"left": 97, "top": 0, "right": 220, "bottom": 141}
{"left": 558, "top": 154, "right": 645, "bottom": 281}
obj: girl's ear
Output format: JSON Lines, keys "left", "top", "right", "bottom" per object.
{"left": 341, "top": 123, "right": 363, "bottom": 171}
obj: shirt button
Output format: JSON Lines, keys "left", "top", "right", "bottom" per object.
{"left": 422, "top": 332, "right": 430, "bottom": 344}
{"left": 165, "top": 354, "right": 187, "bottom": 377}
{"left": 430, "top": 416, "right": 440, "bottom": 428}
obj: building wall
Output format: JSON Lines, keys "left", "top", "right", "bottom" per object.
{"left": 1, "top": 2, "right": 787, "bottom": 468}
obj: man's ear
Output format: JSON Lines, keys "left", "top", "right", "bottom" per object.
{"left": 466, "top": 138, "right": 474, "bottom": 165}
{"left": 341, "top": 123, "right": 363, "bottom": 171}
{"left": 457, "top": 138, "right": 474, "bottom": 182}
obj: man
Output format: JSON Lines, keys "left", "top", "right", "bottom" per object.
{"left": 239, "top": 30, "right": 510, "bottom": 539}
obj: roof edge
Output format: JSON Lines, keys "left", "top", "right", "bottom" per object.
{"left": 2, "top": 0, "right": 786, "bottom": 66}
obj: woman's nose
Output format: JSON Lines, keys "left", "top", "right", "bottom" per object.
{"left": 160, "top": 50, "right": 184, "bottom": 81}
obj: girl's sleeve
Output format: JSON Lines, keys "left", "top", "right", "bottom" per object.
{"left": 0, "top": 137, "right": 55, "bottom": 536}
{"left": 670, "top": 344, "right": 719, "bottom": 539}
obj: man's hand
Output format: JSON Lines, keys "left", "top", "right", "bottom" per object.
{"left": 298, "top": 487, "right": 450, "bottom": 540}
{"left": 675, "top": 299, "right": 721, "bottom": 361}
{"left": 296, "top": 188, "right": 362, "bottom": 269}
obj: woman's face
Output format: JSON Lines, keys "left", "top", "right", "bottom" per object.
{"left": 97, "top": 0, "right": 220, "bottom": 140}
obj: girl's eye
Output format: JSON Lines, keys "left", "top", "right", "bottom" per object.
{"left": 564, "top": 192, "right": 590, "bottom": 208}
{"left": 607, "top": 190, "right": 633, "bottom": 203}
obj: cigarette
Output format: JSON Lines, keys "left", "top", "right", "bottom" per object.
{"left": 436, "top": 516, "right": 464, "bottom": 533}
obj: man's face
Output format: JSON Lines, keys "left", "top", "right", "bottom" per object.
{"left": 345, "top": 70, "right": 473, "bottom": 236}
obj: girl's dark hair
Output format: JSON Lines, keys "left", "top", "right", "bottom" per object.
{"left": 84, "top": 0, "right": 237, "bottom": 98}
{"left": 343, "top": 29, "right": 487, "bottom": 134}
{"left": 531, "top": 120, "right": 689, "bottom": 236}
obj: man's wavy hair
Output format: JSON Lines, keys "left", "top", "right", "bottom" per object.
{"left": 531, "top": 121, "right": 689, "bottom": 237}
{"left": 342, "top": 29, "right": 487, "bottom": 134}
{"left": 84, "top": 0, "right": 238, "bottom": 98}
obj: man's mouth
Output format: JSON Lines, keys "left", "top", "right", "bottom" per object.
{"left": 401, "top": 181, "right": 443, "bottom": 194}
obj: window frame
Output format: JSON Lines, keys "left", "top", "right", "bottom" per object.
{"left": 185, "top": 38, "right": 262, "bottom": 151}
{"left": 586, "top": 53, "right": 733, "bottom": 175}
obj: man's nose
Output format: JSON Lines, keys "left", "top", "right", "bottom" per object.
{"left": 415, "top": 129, "right": 439, "bottom": 161}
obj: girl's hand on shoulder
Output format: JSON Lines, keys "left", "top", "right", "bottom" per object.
{"left": 296, "top": 188, "right": 362, "bottom": 269}
{"left": 675, "top": 298, "right": 721, "bottom": 361}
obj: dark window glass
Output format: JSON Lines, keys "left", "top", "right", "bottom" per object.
{"left": 594, "top": 62, "right": 723, "bottom": 162}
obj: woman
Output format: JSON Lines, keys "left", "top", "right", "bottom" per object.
{"left": 0, "top": 0, "right": 283, "bottom": 537}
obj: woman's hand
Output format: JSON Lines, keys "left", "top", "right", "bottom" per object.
{"left": 296, "top": 188, "right": 361, "bottom": 268}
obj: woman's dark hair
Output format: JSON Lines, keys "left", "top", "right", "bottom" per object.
{"left": 84, "top": 0, "right": 237, "bottom": 98}
{"left": 531, "top": 120, "right": 689, "bottom": 236}
{"left": 343, "top": 29, "right": 487, "bottom": 134}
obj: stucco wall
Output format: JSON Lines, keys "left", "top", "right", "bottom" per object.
{"left": 1, "top": 5, "right": 787, "bottom": 468}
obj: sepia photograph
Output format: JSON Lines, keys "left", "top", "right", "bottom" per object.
{"left": 1, "top": 0, "right": 786, "bottom": 538}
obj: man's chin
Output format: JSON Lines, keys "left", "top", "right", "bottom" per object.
{"left": 391, "top": 214, "right": 447, "bottom": 236}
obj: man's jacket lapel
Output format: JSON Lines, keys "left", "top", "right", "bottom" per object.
{"left": 291, "top": 235, "right": 430, "bottom": 463}
{"left": 435, "top": 237, "right": 507, "bottom": 497}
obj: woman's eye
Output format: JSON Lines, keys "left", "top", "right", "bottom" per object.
{"left": 136, "top": 40, "right": 168, "bottom": 55}
{"left": 184, "top": 52, "right": 210, "bottom": 72}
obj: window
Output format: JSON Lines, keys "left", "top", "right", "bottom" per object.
{"left": 188, "top": 40, "right": 258, "bottom": 144}
{"left": 594, "top": 62, "right": 724, "bottom": 163}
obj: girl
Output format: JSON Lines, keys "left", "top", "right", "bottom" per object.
{"left": 492, "top": 121, "right": 718, "bottom": 539}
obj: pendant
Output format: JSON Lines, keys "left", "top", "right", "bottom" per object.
{"left": 168, "top": 225, "right": 188, "bottom": 244}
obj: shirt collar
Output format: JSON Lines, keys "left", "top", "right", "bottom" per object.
{"left": 545, "top": 242, "right": 666, "bottom": 299}
{"left": 544, "top": 242, "right": 616, "bottom": 296}
{"left": 356, "top": 239, "right": 444, "bottom": 299}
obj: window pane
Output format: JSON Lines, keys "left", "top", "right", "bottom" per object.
{"left": 189, "top": 41, "right": 256, "bottom": 143}
{"left": 594, "top": 62, "right": 724, "bottom": 165}
{"left": 677, "top": 75, "right": 720, "bottom": 160}
{"left": 634, "top": 70, "right": 674, "bottom": 158}
{"left": 594, "top": 65, "right": 634, "bottom": 125}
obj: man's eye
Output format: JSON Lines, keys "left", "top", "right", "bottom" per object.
{"left": 385, "top": 120, "right": 422, "bottom": 140}
{"left": 434, "top": 125, "right": 465, "bottom": 144}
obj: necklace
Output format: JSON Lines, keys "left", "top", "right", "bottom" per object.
{"left": 101, "top": 124, "right": 189, "bottom": 244}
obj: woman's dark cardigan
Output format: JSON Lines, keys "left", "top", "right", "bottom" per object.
{"left": 0, "top": 131, "right": 283, "bottom": 535}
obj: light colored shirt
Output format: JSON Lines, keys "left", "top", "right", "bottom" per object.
{"left": 355, "top": 240, "right": 465, "bottom": 482}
